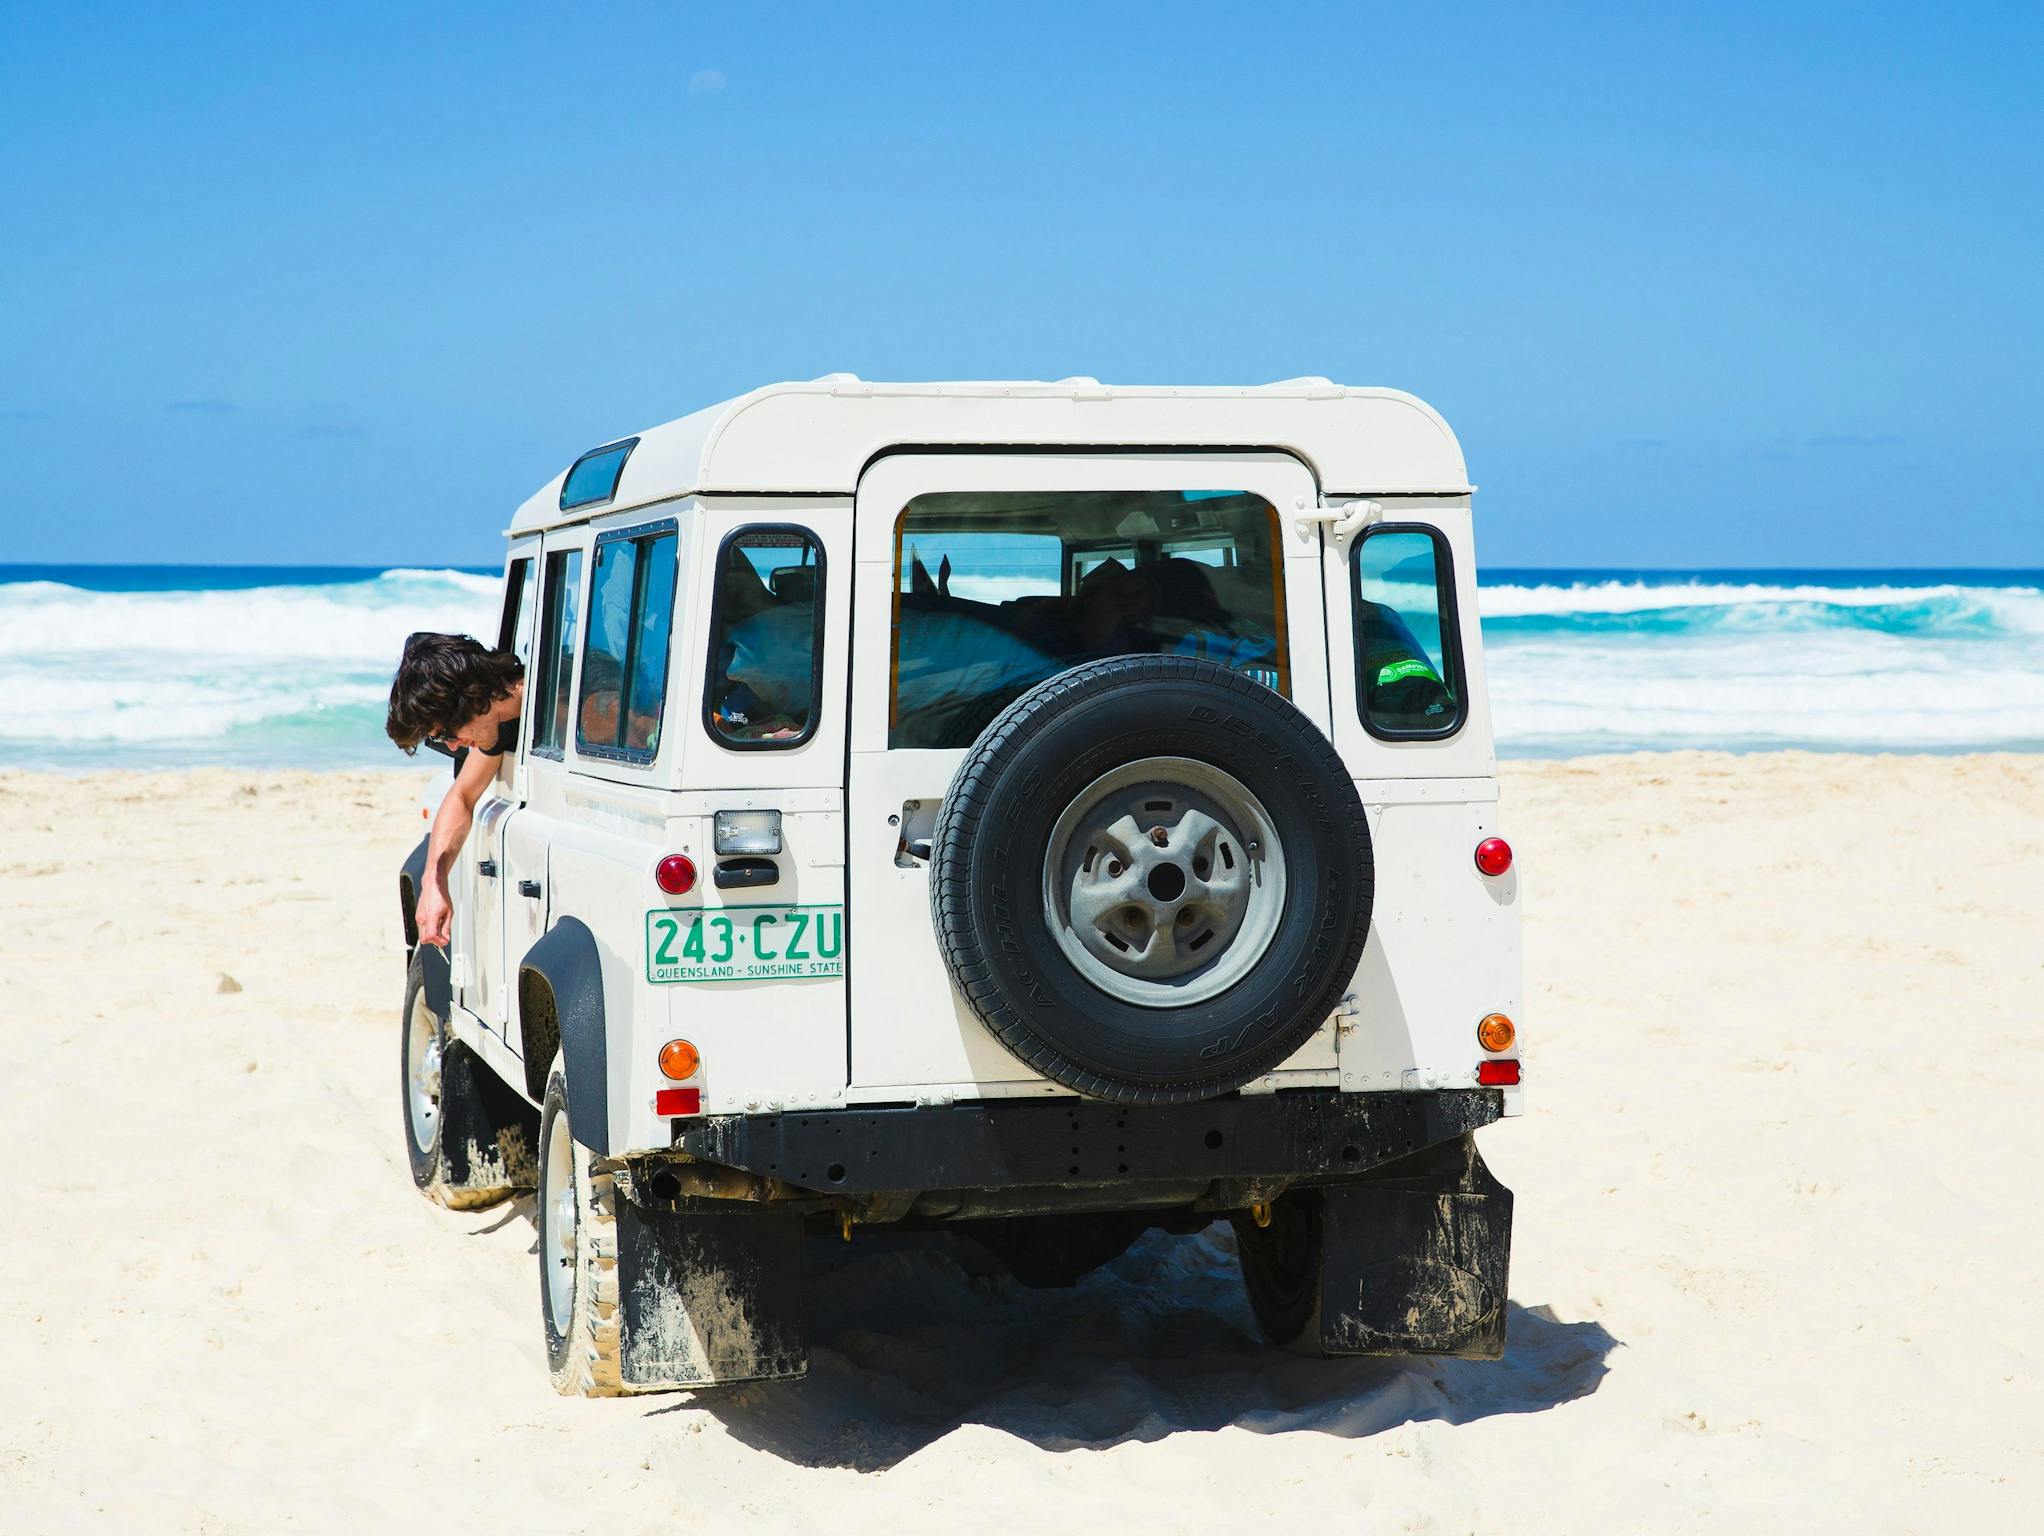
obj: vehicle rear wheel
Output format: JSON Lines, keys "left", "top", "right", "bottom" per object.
{"left": 401, "top": 948, "right": 532, "bottom": 1209}
{"left": 537, "top": 1052, "right": 629, "bottom": 1396}
{"left": 930, "top": 655, "right": 1373, "bottom": 1102}
{"left": 1233, "top": 1191, "right": 1324, "bottom": 1352}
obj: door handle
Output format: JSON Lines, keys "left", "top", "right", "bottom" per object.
{"left": 518, "top": 880, "right": 542, "bottom": 899}
{"left": 479, "top": 859, "right": 499, "bottom": 878}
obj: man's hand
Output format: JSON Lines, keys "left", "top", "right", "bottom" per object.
{"left": 414, "top": 746, "right": 494, "bottom": 951}
{"left": 415, "top": 883, "right": 453, "bottom": 948}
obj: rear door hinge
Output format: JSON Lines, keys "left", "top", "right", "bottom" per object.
{"left": 1292, "top": 499, "right": 1381, "bottom": 546}
{"left": 1331, "top": 993, "right": 1361, "bottom": 1035}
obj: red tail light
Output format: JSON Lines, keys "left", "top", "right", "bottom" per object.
{"left": 1477, "top": 1059, "right": 1520, "bottom": 1086}
{"left": 1474, "top": 837, "right": 1513, "bottom": 876}
{"left": 655, "top": 854, "right": 697, "bottom": 896}
{"left": 655, "top": 1088, "right": 702, "bottom": 1116}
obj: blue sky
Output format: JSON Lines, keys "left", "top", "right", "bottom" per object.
{"left": 2, "top": 2, "right": 2038, "bottom": 568}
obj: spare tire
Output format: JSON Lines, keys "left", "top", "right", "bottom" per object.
{"left": 929, "top": 656, "right": 1373, "bottom": 1102}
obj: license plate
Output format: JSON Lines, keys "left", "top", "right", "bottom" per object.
{"left": 645, "top": 904, "right": 844, "bottom": 984}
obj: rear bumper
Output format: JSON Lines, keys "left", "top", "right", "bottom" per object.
{"left": 664, "top": 1087, "right": 1503, "bottom": 1196}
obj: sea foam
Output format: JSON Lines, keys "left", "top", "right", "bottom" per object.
{"left": 1, "top": 567, "right": 2038, "bottom": 764}
{"left": 0, "top": 569, "right": 498, "bottom": 759}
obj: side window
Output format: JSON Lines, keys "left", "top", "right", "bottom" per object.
{"left": 498, "top": 557, "right": 535, "bottom": 665}
{"left": 1352, "top": 525, "right": 1465, "bottom": 738}
{"left": 704, "top": 526, "right": 825, "bottom": 748}
{"left": 532, "top": 548, "right": 584, "bottom": 757}
{"left": 576, "top": 524, "right": 678, "bottom": 759}
{"left": 559, "top": 437, "right": 638, "bottom": 511}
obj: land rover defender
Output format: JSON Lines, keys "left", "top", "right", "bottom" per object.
{"left": 396, "top": 377, "right": 1522, "bottom": 1395}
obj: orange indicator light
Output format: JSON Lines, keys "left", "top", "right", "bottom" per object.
{"left": 658, "top": 1039, "right": 700, "bottom": 1080}
{"left": 1477, "top": 1014, "right": 1516, "bottom": 1052}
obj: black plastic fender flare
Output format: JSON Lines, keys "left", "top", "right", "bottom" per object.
{"left": 397, "top": 836, "right": 450, "bottom": 1019}
{"left": 399, "top": 835, "right": 427, "bottom": 948}
{"left": 519, "top": 917, "right": 611, "bottom": 1156}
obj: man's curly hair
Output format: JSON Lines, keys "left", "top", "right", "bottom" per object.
{"left": 386, "top": 632, "right": 525, "bottom": 754}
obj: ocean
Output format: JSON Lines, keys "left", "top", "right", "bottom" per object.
{"left": 1, "top": 564, "right": 2039, "bottom": 768}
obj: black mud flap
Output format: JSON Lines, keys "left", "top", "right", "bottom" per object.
{"left": 1319, "top": 1134, "right": 1513, "bottom": 1359}
{"left": 616, "top": 1201, "right": 808, "bottom": 1388}
{"left": 438, "top": 1037, "right": 539, "bottom": 1195}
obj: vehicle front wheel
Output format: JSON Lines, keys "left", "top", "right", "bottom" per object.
{"left": 400, "top": 948, "right": 533, "bottom": 1209}
{"left": 537, "top": 1052, "right": 629, "bottom": 1396}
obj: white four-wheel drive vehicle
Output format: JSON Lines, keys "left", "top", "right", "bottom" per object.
{"left": 397, "top": 376, "right": 1524, "bottom": 1395}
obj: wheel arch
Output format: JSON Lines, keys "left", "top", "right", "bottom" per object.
{"left": 399, "top": 834, "right": 426, "bottom": 950}
{"left": 398, "top": 836, "right": 451, "bottom": 1019}
{"left": 518, "top": 917, "right": 611, "bottom": 1155}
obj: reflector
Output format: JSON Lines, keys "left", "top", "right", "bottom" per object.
{"left": 1477, "top": 1059, "right": 1520, "bottom": 1086}
{"left": 655, "top": 1087, "right": 701, "bottom": 1116}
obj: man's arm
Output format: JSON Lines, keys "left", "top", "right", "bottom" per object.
{"left": 413, "top": 747, "right": 498, "bottom": 948}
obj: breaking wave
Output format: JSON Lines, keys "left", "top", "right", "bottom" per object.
{"left": 0, "top": 566, "right": 2037, "bottom": 765}
{"left": 0, "top": 568, "right": 499, "bottom": 765}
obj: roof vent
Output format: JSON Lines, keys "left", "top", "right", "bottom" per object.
{"left": 1267, "top": 376, "right": 1343, "bottom": 398}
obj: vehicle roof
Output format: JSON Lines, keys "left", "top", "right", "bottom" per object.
{"left": 508, "top": 376, "right": 1470, "bottom": 535}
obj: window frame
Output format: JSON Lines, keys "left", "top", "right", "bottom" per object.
{"left": 700, "top": 522, "right": 829, "bottom": 753}
{"left": 574, "top": 517, "right": 680, "bottom": 767}
{"left": 885, "top": 491, "right": 1291, "bottom": 748}
{"left": 529, "top": 546, "right": 586, "bottom": 762}
{"left": 497, "top": 556, "right": 533, "bottom": 655}
{"left": 559, "top": 436, "right": 640, "bottom": 512}
{"left": 1351, "top": 521, "right": 1469, "bottom": 743}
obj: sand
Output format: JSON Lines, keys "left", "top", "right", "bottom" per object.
{"left": 2, "top": 753, "right": 2040, "bottom": 1534}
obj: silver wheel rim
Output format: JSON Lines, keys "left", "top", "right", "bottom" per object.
{"left": 1042, "top": 755, "right": 1286, "bottom": 1008}
{"left": 405, "top": 991, "right": 441, "bottom": 1156}
{"left": 542, "top": 1109, "right": 576, "bottom": 1338}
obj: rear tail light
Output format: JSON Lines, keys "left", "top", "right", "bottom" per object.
{"left": 1474, "top": 837, "right": 1513, "bottom": 876}
{"left": 1477, "top": 1059, "right": 1520, "bottom": 1087}
{"left": 655, "top": 854, "right": 698, "bottom": 896}
{"left": 655, "top": 1087, "right": 702, "bottom": 1116}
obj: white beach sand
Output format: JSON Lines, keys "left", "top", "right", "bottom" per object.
{"left": 2, "top": 753, "right": 2040, "bottom": 1533}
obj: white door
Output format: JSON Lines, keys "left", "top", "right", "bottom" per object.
{"left": 847, "top": 451, "right": 1335, "bottom": 1097}
{"left": 502, "top": 532, "right": 591, "bottom": 1066}
{"left": 469, "top": 540, "right": 541, "bottom": 1034}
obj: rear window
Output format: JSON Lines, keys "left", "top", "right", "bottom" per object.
{"left": 704, "top": 526, "right": 825, "bottom": 748}
{"left": 576, "top": 522, "right": 679, "bottom": 760}
{"left": 1352, "top": 524, "right": 1464, "bottom": 738}
{"left": 889, "top": 490, "right": 1287, "bottom": 749}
